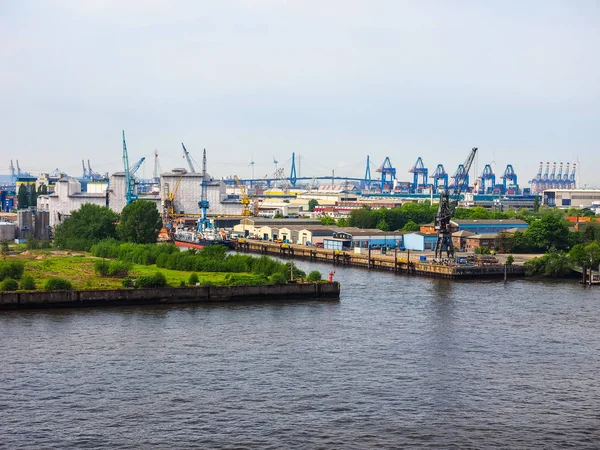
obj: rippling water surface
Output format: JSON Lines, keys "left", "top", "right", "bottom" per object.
{"left": 1, "top": 260, "right": 600, "bottom": 448}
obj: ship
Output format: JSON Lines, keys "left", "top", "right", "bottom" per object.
{"left": 173, "top": 226, "right": 231, "bottom": 250}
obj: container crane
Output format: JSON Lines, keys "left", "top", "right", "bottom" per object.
{"left": 182, "top": 143, "right": 196, "bottom": 173}
{"left": 479, "top": 164, "right": 495, "bottom": 194}
{"left": 122, "top": 130, "right": 138, "bottom": 205}
{"left": 434, "top": 147, "right": 478, "bottom": 260}
{"left": 500, "top": 164, "right": 518, "bottom": 191}
{"left": 82, "top": 160, "right": 88, "bottom": 179}
{"left": 376, "top": 157, "right": 396, "bottom": 191}
{"left": 234, "top": 175, "right": 250, "bottom": 216}
{"left": 430, "top": 164, "right": 448, "bottom": 193}
{"left": 409, "top": 157, "right": 428, "bottom": 192}
{"left": 197, "top": 149, "right": 211, "bottom": 232}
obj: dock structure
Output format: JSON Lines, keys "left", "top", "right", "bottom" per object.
{"left": 235, "top": 239, "right": 525, "bottom": 279}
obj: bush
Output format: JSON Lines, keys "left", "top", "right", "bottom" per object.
{"left": 179, "top": 280, "right": 186, "bottom": 287}
{"left": 188, "top": 273, "right": 199, "bottom": 286}
{"left": 122, "top": 277, "right": 135, "bottom": 288}
{"left": 506, "top": 254, "right": 514, "bottom": 266}
{"left": 135, "top": 271, "right": 168, "bottom": 288}
{"left": 44, "top": 277, "right": 73, "bottom": 290}
{"left": 0, "top": 261, "right": 25, "bottom": 281}
{"left": 93, "top": 260, "right": 110, "bottom": 276}
{"left": 307, "top": 270, "right": 322, "bottom": 282}
{"left": 20, "top": 275, "right": 36, "bottom": 290}
{"left": 269, "top": 272, "right": 288, "bottom": 285}
{"left": 0, "top": 278, "right": 19, "bottom": 291}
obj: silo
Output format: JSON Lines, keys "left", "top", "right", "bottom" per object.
{"left": 35, "top": 210, "right": 50, "bottom": 240}
{"left": 0, "top": 222, "right": 16, "bottom": 242}
{"left": 17, "top": 209, "right": 33, "bottom": 240}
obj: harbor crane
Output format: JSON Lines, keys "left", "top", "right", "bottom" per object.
{"left": 234, "top": 174, "right": 251, "bottom": 217}
{"left": 197, "top": 149, "right": 211, "bottom": 232}
{"left": 82, "top": 160, "right": 88, "bottom": 179}
{"left": 434, "top": 147, "right": 478, "bottom": 260}
{"left": 122, "top": 130, "right": 138, "bottom": 205}
{"left": 129, "top": 157, "right": 146, "bottom": 177}
{"left": 182, "top": 143, "right": 196, "bottom": 173}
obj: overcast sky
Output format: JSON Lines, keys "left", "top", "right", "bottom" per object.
{"left": 1, "top": 0, "right": 598, "bottom": 187}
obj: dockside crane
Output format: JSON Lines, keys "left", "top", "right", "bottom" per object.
{"left": 82, "top": 160, "right": 88, "bottom": 179}
{"left": 182, "top": 143, "right": 196, "bottom": 173}
{"left": 197, "top": 149, "right": 212, "bottom": 233}
{"left": 129, "top": 157, "right": 146, "bottom": 177}
{"left": 122, "top": 130, "right": 138, "bottom": 205}
{"left": 501, "top": 164, "right": 518, "bottom": 191}
{"left": 430, "top": 164, "right": 448, "bottom": 193}
{"left": 434, "top": 147, "right": 478, "bottom": 260}
{"left": 234, "top": 174, "right": 251, "bottom": 217}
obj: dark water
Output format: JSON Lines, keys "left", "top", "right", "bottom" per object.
{"left": 1, "top": 260, "right": 599, "bottom": 449}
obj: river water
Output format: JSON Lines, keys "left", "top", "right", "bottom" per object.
{"left": 1, "top": 259, "right": 599, "bottom": 449}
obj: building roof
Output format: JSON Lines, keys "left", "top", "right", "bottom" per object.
{"left": 466, "top": 233, "right": 499, "bottom": 240}
{"left": 451, "top": 219, "right": 527, "bottom": 225}
{"left": 452, "top": 230, "right": 475, "bottom": 237}
{"left": 404, "top": 231, "right": 438, "bottom": 237}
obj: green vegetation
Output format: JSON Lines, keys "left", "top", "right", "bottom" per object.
{"left": 524, "top": 250, "right": 572, "bottom": 278}
{"left": 54, "top": 204, "right": 118, "bottom": 251}
{"left": 117, "top": 200, "right": 162, "bottom": 244}
{"left": 505, "top": 255, "right": 514, "bottom": 266}
{"left": 0, "top": 278, "right": 19, "bottom": 292}
{"left": 188, "top": 272, "right": 199, "bottom": 286}
{"left": 308, "top": 199, "right": 318, "bottom": 212}
{"left": 93, "top": 260, "right": 131, "bottom": 278}
{"left": 135, "top": 271, "right": 167, "bottom": 288}
{"left": 307, "top": 270, "right": 322, "bottom": 282}
{"left": 20, "top": 275, "right": 36, "bottom": 290}
{"left": 17, "top": 184, "right": 29, "bottom": 209}
{"left": 0, "top": 261, "right": 24, "bottom": 281}
{"left": 44, "top": 277, "right": 73, "bottom": 291}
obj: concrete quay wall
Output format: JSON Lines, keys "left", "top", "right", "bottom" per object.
{"left": 0, "top": 282, "right": 340, "bottom": 311}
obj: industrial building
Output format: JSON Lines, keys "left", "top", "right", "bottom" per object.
{"left": 543, "top": 189, "right": 600, "bottom": 209}
{"left": 323, "top": 229, "right": 405, "bottom": 251}
{"left": 402, "top": 232, "right": 438, "bottom": 251}
{"left": 451, "top": 219, "right": 528, "bottom": 234}
{"left": 233, "top": 218, "right": 322, "bottom": 239}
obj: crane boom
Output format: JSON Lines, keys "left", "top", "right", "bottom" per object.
{"left": 234, "top": 175, "right": 250, "bottom": 217}
{"left": 434, "top": 147, "right": 477, "bottom": 260}
{"left": 129, "top": 157, "right": 146, "bottom": 176}
{"left": 122, "top": 130, "right": 138, "bottom": 205}
{"left": 182, "top": 143, "right": 196, "bottom": 173}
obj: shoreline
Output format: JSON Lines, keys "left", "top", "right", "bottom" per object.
{"left": 0, "top": 282, "right": 340, "bottom": 311}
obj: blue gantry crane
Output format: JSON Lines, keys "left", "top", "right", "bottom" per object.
{"left": 500, "top": 164, "right": 518, "bottom": 191}
{"left": 377, "top": 157, "right": 396, "bottom": 191}
{"left": 122, "top": 130, "right": 138, "bottom": 205}
{"left": 430, "top": 164, "right": 448, "bottom": 193}
{"left": 363, "top": 155, "right": 372, "bottom": 190}
{"left": 451, "top": 164, "right": 470, "bottom": 192}
{"left": 409, "top": 157, "right": 428, "bottom": 192}
{"left": 479, "top": 164, "right": 496, "bottom": 194}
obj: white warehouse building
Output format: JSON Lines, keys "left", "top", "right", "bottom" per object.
{"left": 39, "top": 170, "right": 244, "bottom": 229}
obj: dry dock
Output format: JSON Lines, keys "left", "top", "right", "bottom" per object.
{"left": 235, "top": 239, "right": 525, "bottom": 279}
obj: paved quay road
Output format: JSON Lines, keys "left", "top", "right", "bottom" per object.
{"left": 1, "top": 259, "right": 599, "bottom": 449}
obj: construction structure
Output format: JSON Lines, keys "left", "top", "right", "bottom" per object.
{"left": 434, "top": 147, "right": 478, "bottom": 260}
{"left": 530, "top": 162, "right": 577, "bottom": 193}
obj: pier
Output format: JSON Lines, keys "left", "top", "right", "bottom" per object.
{"left": 235, "top": 239, "right": 525, "bottom": 279}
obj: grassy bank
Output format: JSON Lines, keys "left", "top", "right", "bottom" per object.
{"left": 6, "top": 251, "right": 260, "bottom": 290}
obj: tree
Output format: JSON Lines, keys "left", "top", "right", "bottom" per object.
{"left": 29, "top": 188, "right": 38, "bottom": 208}
{"left": 336, "top": 218, "right": 349, "bottom": 227}
{"left": 54, "top": 203, "right": 118, "bottom": 250}
{"left": 17, "top": 184, "right": 28, "bottom": 209}
{"left": 307, "top": 270, "right": 322, "bottom": 281}
{"left": 1, "top": 240, "right": 8, "bottom": 259}
{"left": 533, "top": 195, "right": 541, "bottom": 213}
{"left": 401, "top": 220, "right": 420, "bottom": 232}
{"left": 117, "top": 200, "right": 162, "bottom": 244}
{"left": 525, "top": 214, "right": 570, "bottom": 251}
{"left": 376, "top": 218, "right": 389, "bottom": 231}
{"left": 308, "top": 199, "right": 318, "bottom": 212}
{"left": 320, "top": 216, "right": 336, "bottom": 226}
{"left": 506, "top": 254, "right": 514, "bottom": 266}
{"left": 38, "top": 184, "right": 48, "bottom": 195}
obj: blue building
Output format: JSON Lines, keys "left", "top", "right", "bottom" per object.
{"left": 323, "top": 229, "right": 405, "bottom": 251}
{"left": 451, "top": 219, "right": 528, "bottom": 234}
{"left": 402, "top": 232, "right": 438, "bottom": 251}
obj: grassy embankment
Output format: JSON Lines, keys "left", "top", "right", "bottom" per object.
{"left": 8, "top": 251, "right": 256, "bottom": 290}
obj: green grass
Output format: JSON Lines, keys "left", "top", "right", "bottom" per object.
{"left": 10, "top": 252, "right": 257, "bottom": 290}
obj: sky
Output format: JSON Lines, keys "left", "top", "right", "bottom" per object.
{"left": 1, "top": 0, "right": 598, "bottom": 187}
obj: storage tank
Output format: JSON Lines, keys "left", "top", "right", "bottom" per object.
{"left": 17, "top": 209, "right": 33, "bottom": 240}
{"left": 0, "top": 222, "right": 16, "bottom": 241}
{"left": 34, "top": 210, "right": 50, "bottom": 240}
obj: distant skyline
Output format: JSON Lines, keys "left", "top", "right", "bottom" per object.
{"left": 1, "top": 1, "right": 598, "bottom": 186}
